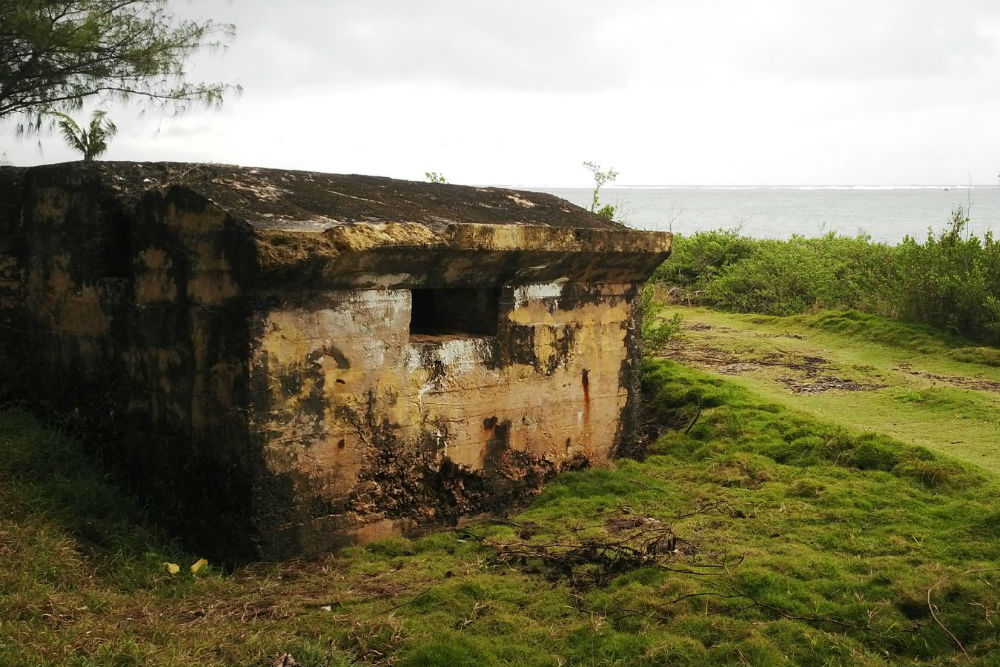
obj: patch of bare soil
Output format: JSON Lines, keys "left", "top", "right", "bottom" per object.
{"left": 684, "top": 322, "right": 719, "bottom": 332}
{"left": 664, "top": 339, "right": 885, "bottom": 394}
{"left": 680, "top": 322, "right": 803, "bottom": 339}
{"left": 777, "top": 376, "right": 884, "bottom": 394}
{"left": 895, "top": 364, "right": 1000, "bottom": 393}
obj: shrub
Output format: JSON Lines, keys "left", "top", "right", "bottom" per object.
{"left": 641, "top": 284, "right": 682, "bottom": 354}
{"left": 653, "top": 212, "right": 1000, "bottom": 345}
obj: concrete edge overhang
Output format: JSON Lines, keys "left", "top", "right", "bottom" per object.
{"left": 447, "top": 222, "right": 673, "bottom": 254}
{"left": 252, "top": 219, "right": 672, "bottom": 255}
{"left": 248, "top": 221, "right": 673, "bottom": 289}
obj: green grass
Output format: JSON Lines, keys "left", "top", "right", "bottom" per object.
{"left": 792, "top": 309, "right": 1000, "bottom": 367}
{"left": 658, "top": 306, "right": 1000, "bottom": 474}
{"left": 5, "top": 353, "right": 1000, "bottom": 665}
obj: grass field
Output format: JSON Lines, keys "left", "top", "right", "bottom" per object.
{"left": 657, "top": 306, "right": 1000, "bottom": 474}
{"left": 3, "top": 308, "right": 1000, "bottom": 666}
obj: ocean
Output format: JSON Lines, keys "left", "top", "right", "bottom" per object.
{"left": 526, "top": 186, "right": 1000, "bottom": 244}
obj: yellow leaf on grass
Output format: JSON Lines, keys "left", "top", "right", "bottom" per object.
{"left": 164, "top": 562, "right": 180, "bottom": 575}
{"left": 190, "top": 558, "right": 208, "bottom": 574}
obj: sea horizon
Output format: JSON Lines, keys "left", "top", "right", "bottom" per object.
{"left": 522, "top": 184, "right": 1000, "bottom": 243}
{"left": 504, "top": 184, "right": 996, "bottom": 190}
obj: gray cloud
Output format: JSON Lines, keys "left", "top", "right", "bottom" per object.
{"left": 186, "top": 0, "right": 1000, "bottom": 95}
{"left": 741, "top": 0, "right": 1000, "bottom": 81}
{"left": 198, "top": 0, "right": 636, "bottom": 93}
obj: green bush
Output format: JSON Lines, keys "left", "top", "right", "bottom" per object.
{"left": 892, "top": 208, "right": 1000, "bottom": 341}
{"left": 655, "top": 209, "right": 1000, "bottom": 345}
{"left": 641, "top": 284, "right": 682, "bottom": 353}
{"left": 653, "top": 229, "right": 756, "bottom": 286}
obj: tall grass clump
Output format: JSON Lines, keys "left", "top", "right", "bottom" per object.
{"left": 656, "top": 207, "right": 1000, "bottom": 344}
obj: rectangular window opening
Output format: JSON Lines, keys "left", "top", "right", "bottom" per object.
{"left": 409, "top": 288, "right": 499, "bottom": 339}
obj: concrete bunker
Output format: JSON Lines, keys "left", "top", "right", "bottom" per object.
{"left": 0, "top": 162, "right": 672, "bottom": 560}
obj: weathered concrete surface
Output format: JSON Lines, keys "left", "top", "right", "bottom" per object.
{"left": 0, "top": 161, "right": 672, "bottom": 560}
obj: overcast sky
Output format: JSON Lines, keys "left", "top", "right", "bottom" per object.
{"left": 4, "top": 0, "right": 1000, "bottom": 185}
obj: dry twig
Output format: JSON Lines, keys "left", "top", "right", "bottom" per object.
{"left": 926, "top": 568, "right": 1000, "bottom": 659}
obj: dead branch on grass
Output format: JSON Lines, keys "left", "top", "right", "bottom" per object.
{"left": 684, "top": 399, "right": 703, "bottom": 435}
{"left": 489, "top": 517, "right": 739, "bottom": 590}
{"left": 926, "top": 568, "right": 1000, "bottom": 659}
{"left": 489, "top": 513, "right": 859, "bottom": 632}
{"left": 377, "top": 587, "right": 433, "bottom": 615}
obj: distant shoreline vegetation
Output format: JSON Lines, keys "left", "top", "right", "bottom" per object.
{"left": 652, "top": 206, "right": 1000, "bottom": 346}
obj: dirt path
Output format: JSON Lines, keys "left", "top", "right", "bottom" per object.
{"left": 656, "top": 307, "right": 1000, "bottom": 474}
{"left": 893, "top": 363, "right": 1000, "bottom": 393}
{"left": 665, "top": 333, "right": 888, "bottom": 395}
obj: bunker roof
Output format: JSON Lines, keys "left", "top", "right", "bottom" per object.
{"left": 28, "top": 161, "right": 633, "bottom": 232}
{"left": 4, "top": 161, "right": 672, "bottom": 287}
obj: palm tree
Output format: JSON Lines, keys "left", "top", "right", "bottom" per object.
{"left": 48, "top": 110, "right": 118, "bottom": 161}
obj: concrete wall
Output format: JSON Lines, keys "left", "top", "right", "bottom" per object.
{"left": 247, "top": 280, "right": 641, "bottom": 551}
{"left": 0, "top": 162, "right": 670, "bottom": 560}
{"left": 0, "top": 167, "right": 265, "bottom": 558}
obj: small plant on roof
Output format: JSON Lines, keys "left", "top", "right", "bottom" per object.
{"left": 583, "top": 161, "right": 620, "bottom": 222}
{"left": 425, "top": 171, "right": 447, "bottom": 184}
{"left": 48, "top": 109, "right": 117, "bottom": 161}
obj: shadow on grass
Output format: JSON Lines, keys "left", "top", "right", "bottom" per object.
{"left": 0, "top": 407, "right": 185, "bottom": 577}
